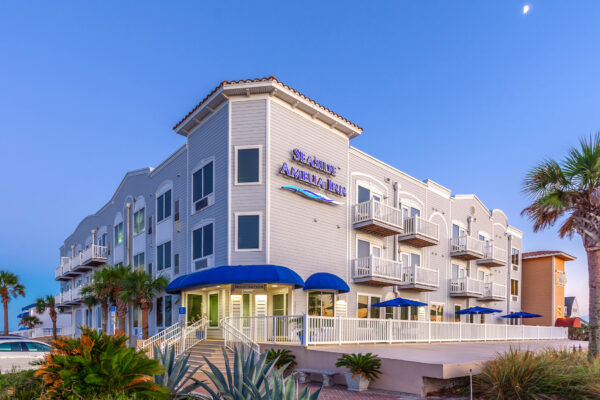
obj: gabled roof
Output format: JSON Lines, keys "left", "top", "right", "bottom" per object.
{"left": 565, "top": 296, "right": 576, "bottom": 309}
{"left": 173, "top": 77, "right": 363, "bottom": 139}
{"left": 522, "top": 250, "right": 576, "bottom": 261}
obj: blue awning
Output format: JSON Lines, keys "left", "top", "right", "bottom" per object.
{"left": 372, "top": 297, "right": 427, "bottom": 308}
{"left": 502, "top": 312, "right": 542, "bottom": 319}
{"left": 166, "top": 265, "right": 305, "bottom": 294}
{"left": 303, "top": 273, "right": 350, "bottom": 293}
{"left": 456, "top": 306, "right": 502, "bottom": 315}
{"left": 21, "top": 303, "right": 36, "bottom": 311}
{"left": 17, "top": 312, "right": 29, "bottom": 318}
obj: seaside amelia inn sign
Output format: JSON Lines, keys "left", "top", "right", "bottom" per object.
{"left": 279, "top": 148, "right": 347, "bottom": 205}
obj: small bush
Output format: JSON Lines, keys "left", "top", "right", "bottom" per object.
{"left": 474, "top": 347, "right": 600, "bottom": 399}
{"left": 0, "top": 369, "right": 45, "bottom": 400}
{"left": 35, "top": 326, "right": 169, "bottom": 399}
{"left": 265, "top": 348, "right": 297, "bottom": 371}
{"left": 335, "top": 353, "right": 381, "bottom": 381}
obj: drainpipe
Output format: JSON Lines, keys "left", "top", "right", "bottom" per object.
{"left": 91, "top": 229, "right": 96, "bottom": 248}
{"left": 71, "top": 244, "right": 75, "bottom": 258}
{"left": 466, "top": 216, "right": 472, "bottom": 278}
{"left": 126, "top": 203, "right": 131, "bottom": 266}
{"left": 392, "top": 182, "right": 400, "bottom": 318}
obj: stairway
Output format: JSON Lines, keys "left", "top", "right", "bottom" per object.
{"left": 186, "top": 340, "right": 232, "bottom": 378}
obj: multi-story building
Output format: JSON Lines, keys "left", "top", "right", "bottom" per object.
{"left": 521, "top": 251, "right": 576, "bottom": 326}
{"left": 55, "top": 77, "right": 526, "bottom": 338}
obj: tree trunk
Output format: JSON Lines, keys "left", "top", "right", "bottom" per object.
{"left": 50, "top": 307, "right": 57, "bottom": 339}
{"left": 588, "top": 249, "right": 600, "bottom": 358}
{"left": 116, "top": 299, "right": 128, "bottom": 334}
{"left": 141, "top": 302, "right": 149, "bottom": 340}
{"left": 3, "top": 299, "right": 8, "bottom": 335}
{"left": 101, "top": 301, "right": 109, "bottom": 334}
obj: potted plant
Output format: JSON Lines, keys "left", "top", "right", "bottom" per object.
{"left": 335, "top": 352, "right": 381, "bottom": 392}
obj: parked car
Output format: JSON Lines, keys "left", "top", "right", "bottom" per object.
{"left": 0, "top": 339, "right": 51, "bottom": 373}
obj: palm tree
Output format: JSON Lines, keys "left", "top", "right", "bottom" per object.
{"left": 522, "top": 133, "right": 600, "bottom": 358}
{"left": 0, "top": 271, "right": 26, "bottom": 334}
{"left": 19, "top": 314, "right": 41, "bottom": 330}
{"left": 36, "top": 295, "right": 58, "bottom": 339}
{"left": 107, "top": 265, "right": 131, "bottom": 333}
{"left": 81, "top": 266, "right": 113, "bottom": 333}
{"left": 120, "top": 271, "right": 168, "bottom": 340}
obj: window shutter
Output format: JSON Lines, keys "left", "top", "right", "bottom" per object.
{"left": 174, "top": 200, "right": 180, "bottom": 222}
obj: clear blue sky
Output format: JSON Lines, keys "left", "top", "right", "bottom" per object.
{"left": 1, "top": 1, "right": 599, "bottom": 329}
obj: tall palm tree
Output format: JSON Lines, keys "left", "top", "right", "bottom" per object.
{"left": 120, "top": 270, "right": 168, "bottom": 339}
{"left": 107, "top": 265, "right": 131, "bottom": 333}
{"left": 522, "top": 133, "right": 600, "bottom": 358}
{"left": 35, "top": 295, "right": 58, "bottom": 339}
{"left": 81, "top": 265, "right": 113, "bottom": 333}
{"left": 19, "top": 314, "right": 41, "bottom": 330}
{"left": 0, "top": 271, "right": 26, "bottom": 334}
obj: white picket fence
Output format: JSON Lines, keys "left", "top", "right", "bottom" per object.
{"left": 224, "top": 315, "right": 568, "bottom": 346}
{"left": 10, "top": 326, "right": 75, "bottom": 338}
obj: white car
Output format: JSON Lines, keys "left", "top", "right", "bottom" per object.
{"left": 0, "top": 339, "right": 52, "bottom": 373}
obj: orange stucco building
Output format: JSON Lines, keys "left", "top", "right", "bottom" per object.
{"left": 521, "top": 251, "right": 576, "bottom": 326}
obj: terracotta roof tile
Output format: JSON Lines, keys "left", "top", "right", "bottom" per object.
{"left": 173, "top": 76, "right": 362, "bottom": 132}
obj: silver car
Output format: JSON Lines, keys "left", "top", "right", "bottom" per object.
{"left": 0, "top": 339, "right": 52, "bottom": 373}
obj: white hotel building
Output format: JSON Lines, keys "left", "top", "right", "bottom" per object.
{"left": 56, "top": 77, "right": 533, "bottom": 342}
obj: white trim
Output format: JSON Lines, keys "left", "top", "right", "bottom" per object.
{"left": 266, "top": 98, "right": 271, "bottom": 264}
{"left": 356, "top": 293, "right": 384, "bottom": 319}
{"left": 398, "top": 193, "right": 424, "bottom": 209}
{"left": 234, "top": 211, "right": 263, "bottom": 252}
{"left": 234, "top": 145, "right": 263, "bottom": 185}
{"left": 227, "top": 100, "right": 232, "bottom": 265}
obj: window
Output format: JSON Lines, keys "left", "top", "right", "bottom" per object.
{"left": 511, "top": 279, "right": 519, "bottom": 296}
{"left": 133, "top": 252, "right": 145, "bottom": 271}
{"left": 114, "top": 222, "right": 124, "bottom": 246}
{"left": 308, "top": 291, "right": 335, "bottom": 317}
{"left": 157, "top": 190, "right": 172, "bottom": 222}
{"left": 193, "top": 223, "right": 214, "bottom": 265}
{"left": 357, "top": 185, "right": 381, "bottom": 203}
{"left": 511, "top": 248, "right": 520, "bottom": 266}
{"left": 147, "top": 262, "right": 152, "bottom": 276}
{"left": 357, "top": 295, "right": 381, "bottom": 319}
{"left": 236, "top": 214, "right": 261, "bottom": 251}
{"left": 156, "top": 297, "right": 163, "bottom": 327}
{"left": 454, "top": 305, "right": 461, "bottom": 322}
{"left": 430, "top": 304, "right": 443, "bottom": 322}
{"left": 133, "top": 209, "right": 145, "bottom": 235}
{"left": 174, "top": 200, "right": 180, "bottom": 222}
{"left": 97, "top": 306, "right": 101, "bottom": 329}
{"left": 165, "top": 296, "right": 172, "bottom": 327}
{"left": 25, "top": 342, "right": 51, "bottom": 352}
{"left": 187, "top": 294, "right": 203, "bottom": 324}
{"left": 385, "top": 306, "right": 394, "bottom": 319}
{"left": 236, "top": 147, "right": 261, "bottom": 184}
{"left": 193, "top": 161, "right": 214, "bottom": 210}
{"left": 0, "top": 342, "right": 23, "bottom": 352}
{"left": 157, "top": 242, "right": 171, "bottom": 271}
{"left": 133, "top": 306, "right": 140, "bottom": 328}
{"left": 357, "top": 239, "right": 381, "bottom": 259}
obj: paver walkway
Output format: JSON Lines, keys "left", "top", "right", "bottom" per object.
{"left": 299, "top": 383, "right": 467, "bottom": 399}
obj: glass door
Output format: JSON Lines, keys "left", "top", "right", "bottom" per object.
{"left": 209, "top": 293, "right": 219, "bottom": 327}
{"left": 187, "top": 294, "right": 203, "bottom": 324}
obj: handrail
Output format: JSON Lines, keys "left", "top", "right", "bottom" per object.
{"left": 352, "top": 200, "right": 403, "bottom": 228}
{"left": 140, "top": 321, "right": 184, "bottom": 357}
{"left": 221, "top": 317, "right": 260, "bottom": 359}
{"left": 402, "top": 216, "right": 438, "bottom": 240}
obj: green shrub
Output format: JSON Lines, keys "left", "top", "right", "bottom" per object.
{"left": 0, "top": 369, "right": 45, "bottom": 400}
{"left": 474, "top": 347, "right": 600, "bottom": 399}
{"left": 35, "top": 326, "right": 169, "bottom": 399}
{"left": 335, "top": 353, "right": 381, "bottom": 381}
{"left": 265, "top": 348, "right": 297, "bottom": 371}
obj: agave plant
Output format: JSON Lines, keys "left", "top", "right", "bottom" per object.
{"left": 197, "top": 346, "right": 320, "bottom": 400}
{"left": 335, "top": 353, "right": 381, "bottom": 381}
{"left": 153, "top": 344, "right": 204, "bottom": 398}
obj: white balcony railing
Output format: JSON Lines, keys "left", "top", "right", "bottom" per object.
{"left": 72, "top": 286, "right": 82, "bottom": 301}
{"left": 450, "top": 277, "right": 484, "bottom": 295}
{"left": 402, "top": 216, "right": 438, "bottom": 241}
{"left": 450, "top": 236, "right": 485, "bottom": 254}
{"left": 223, "top": 315, "right": 568, "bottom": 346}
{"left": 81, "top": 244, "right": 108, "bottom": 264}
{"left": 483, "top": 245, "right": 507, "bottom": 263}
{"left": 483, "top": 282, "right": 506, "bottom": 299}
{"left": 71, "top": 252, "right": 82, "bottom": 269}
{"left": 352, "top": 256, "right": 403, "bottom": 282}
{"left": 400, "top": 265, "right": 439, "bottom": 288}
{"left": 352, "top": 200, "right": 403, "bottom": 229}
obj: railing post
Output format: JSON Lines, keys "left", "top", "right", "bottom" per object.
{"left": 484, "top": 323, "right": 487, "bottom": 342}
{"left": 301, "top": 314, "right": 308, "bottom": 347}
{"left": 337, "top": 316, "right": 342, "bottom": 346}
{"left": 428, "top": 319, "right": 431, "bottom": 343}
{"left": 387, "top": 319, "right": 392, "bottom": 344}
{"left": 459, "top": 321, "right": 462, "bottom": 342}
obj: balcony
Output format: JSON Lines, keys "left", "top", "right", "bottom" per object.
{"left": 449, "top": 277, "right": 484, "bottom": 298}
{"left": 64, "top": 287, "right": 82, "bottom": 304}
{"left": 449, "top": 236, "right": 485, "bottom": 260}
{"left": 398, "top": 216, "right": 439, "bottom": 247}
{"left": 81, "top": 244, "right": 108, "bottom": 266}
{"left": 55, "top": 257, "right": 72, "bottom": 281}
{"left": 352, "top": 256, "right": 403, "bottom": 286}
{"left": 352, "top": 200, "right": 403, "bottom": 236}
{"left": 396, "top": 265, "right": 439, "bottom": 291}
{"left": 478, "top": 282, "right": 507, "bottom": 301}
{"left": 477, "top": 245, "right": 507, "bottom": 267}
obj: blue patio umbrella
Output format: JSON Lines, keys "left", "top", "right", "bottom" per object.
{"left": 371, "top": 297, "right": 427, "bottom": 308}
{"left": 501, "top": 312, "right": 542, "bottom": 319}
{"left": 455, "top": 306, "right": 502, "bottom": 315}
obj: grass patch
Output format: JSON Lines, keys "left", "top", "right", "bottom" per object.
{"left": 0, "top": 369, "right": 45, "bottom": 400}
{"left": 474, "top": 347, "right": 600, "bottom": 399}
